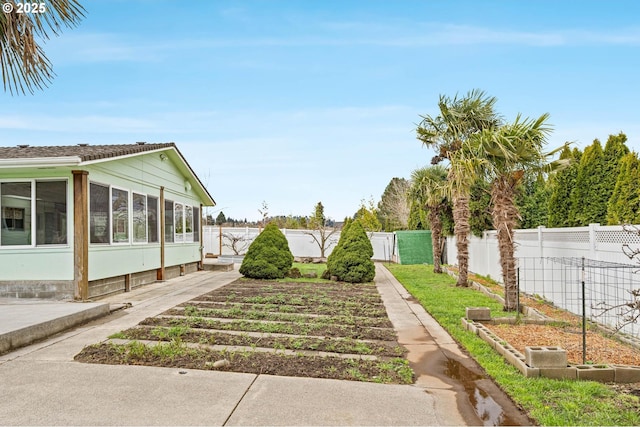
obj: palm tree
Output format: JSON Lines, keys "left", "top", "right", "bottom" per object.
{"left": 410, "top": 165, "right": 448, "bottom": 273}
{"left": 471, "top": 113, "right": 568, "bottom": 310}
{"left": 1, "top": 0, "right": 85, "bottom": 94}
{"left": 417, "top": 89, "right": 500, "bottom": 286}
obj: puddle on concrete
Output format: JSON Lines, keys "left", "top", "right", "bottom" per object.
{"left": 444, "top": 358, "right": 519, "bottom": 426}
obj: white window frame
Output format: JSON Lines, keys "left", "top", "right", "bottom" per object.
{"left": 147, "top": 195, "right": 159, "bottom": 244}
{"left": 0, "top": 178, "right": 70, "bottom": 248}
{"left": 132, "top": 192, "right": 147, "bottom": 244}
{"left": 110, "top": 186, "right": 130, "bottom": 245}
{"left": 89, "top": 181, "right": 111, "bottom": 245}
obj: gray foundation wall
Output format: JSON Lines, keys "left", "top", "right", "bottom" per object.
{"left": 0, "top": 281, "right": 75, "bottom": 300}
{"left": 2, "top": 262, "right": 201, "bottom": 300}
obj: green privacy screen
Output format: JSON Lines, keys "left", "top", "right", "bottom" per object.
{"left": 395, "top": 230, "right": 433, "bottom": 265}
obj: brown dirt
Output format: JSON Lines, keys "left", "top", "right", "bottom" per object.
{"left": 456, "top": 268, "right": 640, "bottom": 366}
{"left": 75, "top": 279, "right": 414, "bottom": 384}
{"left": 485, "top": 323, "right": 640, "bottom": 366}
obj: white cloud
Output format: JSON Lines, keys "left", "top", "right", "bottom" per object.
{"left": 46, "top": 23, "right": 640, "bottom": 66}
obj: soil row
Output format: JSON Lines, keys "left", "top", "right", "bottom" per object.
{"left": 75, "top": 278, "right": 414, "bottom": 384}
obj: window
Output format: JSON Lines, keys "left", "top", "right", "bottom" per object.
{"left": 164, "top": 199, "right": 174, "bottom": 243}
{"left": 147, "top": 196, "right": 158, "bottom": 243}
{"left": 1, "top": 182, "right": 32, "bottom": 246}
{"left": 112, "top": 188, "right": 129, "bottom": 243}
{"left": 132, "top": 193, "right": 146, "bottom": 243}
{"left": 174, "top": 203, "right": 184, "bottom": 243}
{"left": 90, "top": 183, "right": 110, "bottom": 244}
{"left": 3, "top": 207, "right": 25, "bottom": 230}
{"left": 36, "top": 181, "right": 67, "bottom": 245}
{"left": 193, "top": 206, "right": 200, "bottom": 242}
{"left": 185, "top": 205, "right": 193, "bottom": 243}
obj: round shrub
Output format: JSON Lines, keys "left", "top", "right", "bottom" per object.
{"left": 239, "top": 223, "right": 293, "bottom": 279}
{"left": 326, "top": 220, "right": 374, "bottom": 283}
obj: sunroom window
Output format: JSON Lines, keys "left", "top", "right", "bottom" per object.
{"left": 112, "top": 188, "right": 129, "bottom": 243}
{"left": 132, "top": 193, "right": 147, "bottom": 243}
{"left": 1, "top": 182, "right": 31, "bottom": 246}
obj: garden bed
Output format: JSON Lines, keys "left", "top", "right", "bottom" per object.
{"left": 75, "top": 278, "right": 414, "bottom": 384}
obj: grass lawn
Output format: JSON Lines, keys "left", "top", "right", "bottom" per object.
{"left": 385, "top": 263, "right": 640, "bottom": 426}
{"left": 276, "top": 262, "right": 331, "bottom": 283}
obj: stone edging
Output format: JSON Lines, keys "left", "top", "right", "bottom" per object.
{"left": 462, "top": 317, "right": 640, "bottom": 383}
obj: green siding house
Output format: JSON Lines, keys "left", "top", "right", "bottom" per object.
{"left": 0, "top": 143, "right": 215, "bottom": 300}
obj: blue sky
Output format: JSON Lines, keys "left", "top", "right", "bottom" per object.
{"left": 2, "top": 0, "right": 640, "bottom": 221}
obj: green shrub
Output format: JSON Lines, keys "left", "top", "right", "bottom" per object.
{"left": 326, "top": 221, "right": 374, "bottom": 283}
{"left": 287, "top": 267, "right": 302, "bottom": 278}
{"left": 239, "top": 223, "right": 294, "bottom": 279}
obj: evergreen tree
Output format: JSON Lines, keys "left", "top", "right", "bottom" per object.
{"left": 469, "top": 178, "right": 493, "bottom": 236}
{"left": 377, "top": 177, "right": 410, "bottom": 231}
{"left": 518, "top": 174, "right": 551, "bottom": 229}
{"left": 325, "top": 221, "right": 375, "bottom": 283}
{"left": 548, "top": 147, "right": 581, "bottom": 227}
{"left": 570, "top": 140, "right": 606, "bottom": 226}
{"left": 215, "top": 211, "right": 227, "bottom": 225}
{"left": 239, "top": 223, "right": 293, "bottom": 279}
{"left": 602, "top": 132, "right": 630, "bottom": 218}
{"left": 607, "top": 152, "right": 640, "bottom": 224}
{"left": 407, "top": 200, "right": 428, "bottom": 230}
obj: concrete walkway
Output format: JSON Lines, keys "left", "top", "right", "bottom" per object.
{"left": 0, "top": 265, "right": 530, "bottom": 426}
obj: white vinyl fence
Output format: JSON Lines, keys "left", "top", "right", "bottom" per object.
{"left": 203, "top": 226, "right": 397, "bottom": 261}
{"left": 446, "top": 224, "right": 640, "bottom": 281}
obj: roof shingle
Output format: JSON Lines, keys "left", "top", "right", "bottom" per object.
{"left": 0, "top": 143, "right": 176, "bottom": 161}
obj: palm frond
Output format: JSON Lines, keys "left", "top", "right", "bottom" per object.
{"left": 1, "top": 0, "right": 85, "bottom": 94}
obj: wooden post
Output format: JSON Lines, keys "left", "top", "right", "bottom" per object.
{"left": 219, "top": 224, "right": 222, "bottom": 256}
{"left": 157, "top": 186, "right": 166, "bottom": 281}
{"left": 199, "top": 203, "right": 204, "bottom": 270}
{"left": 72, "top": 170, "right": 89, "bottom": 301}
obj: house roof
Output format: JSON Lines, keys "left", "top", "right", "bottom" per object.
{"left": 0, "top": 142, "right": 175, "bottom": 161}
{"left": 0, "top": 142, "right": 215, "bottom": 206}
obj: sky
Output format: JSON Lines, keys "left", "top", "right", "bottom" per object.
{"left": 2, "top": 0, "right": 640, "bottom": 222}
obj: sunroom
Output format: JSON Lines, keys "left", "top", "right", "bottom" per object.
{"left": 0, "top": 142, "right": 215, "bottom": 300}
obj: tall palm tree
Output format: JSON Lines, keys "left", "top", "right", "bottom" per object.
{"left": 1, "top": 0, "right": 85, "bottom": 94}
{"left": 410, "top": 165, "right": 448, "bottom": 273}
{"left": 445, "top": 149, "right": 484, "bottom": 286}
{"left": 417, "top": 89, "right": 501, "bottom": 286}
{"left": 471, "top": 113, "right": 568, "bottom": 310}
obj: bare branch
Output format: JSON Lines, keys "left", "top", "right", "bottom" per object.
{"left": 221, "top": 233, "right": 252, "bottom": 255}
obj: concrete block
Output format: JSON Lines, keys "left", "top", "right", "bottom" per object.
{"left": 460, "top": 318, "right": 478, "bottom": 335}
{"left": 525, "top": 346, "right": 567, "bottom": 368}
{"left": 502, "top": 347, "right": 527, "bottom": 368}
{"left": 540, "top": 367, "right": 577, "bottom": 380}
{"left": 466, "top": 307, "right": 491, "bottom": 321}
{"left": 202, "top": 262, "right": 234, "bottom": 272}
{"left": 612, "top": 365, "right": 640, "bottom": 383}
{"left": 512, "top": 359, "right": 540, "bottom": 377}
{"left": 575, "top": 365, "right": 615, "bottom": 382}
{"left": 477, "top": 327, "right": 498, "bottom": 349}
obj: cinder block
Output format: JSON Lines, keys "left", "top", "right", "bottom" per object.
{"left": 612, "top": 365, "right": 640, "bottom": 383}
{"left": 461, "top": 318, "right": 479, "bottom": 335}
{"left": 466, "top": 307, "right": 491, "bottom": 321}
{"left": 525, "top": 346, "right": 568, "bottom": 368}
{"left": 502, "top": 347, "right": 526, "bottom": 367}
{"left": 477, "top": 327, "right": 498, "bottom": 349}
{"left": 512, "top": 359, "right": 540, "bottom": 377}
{"left": 540, "top": 367, "right": 577, "bottom": 380}
{"left": 575, "top": 365, "right": 615, "bottom": 382}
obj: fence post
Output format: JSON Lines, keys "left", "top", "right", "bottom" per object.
{"left": 537, "top": 225, "right": 545, "bottom": 258}
{"left": 589, "top": 223, "right": 599, "bottom": 259}
{"left": 581, "top": 256, "right": 586, "bottom": 365}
